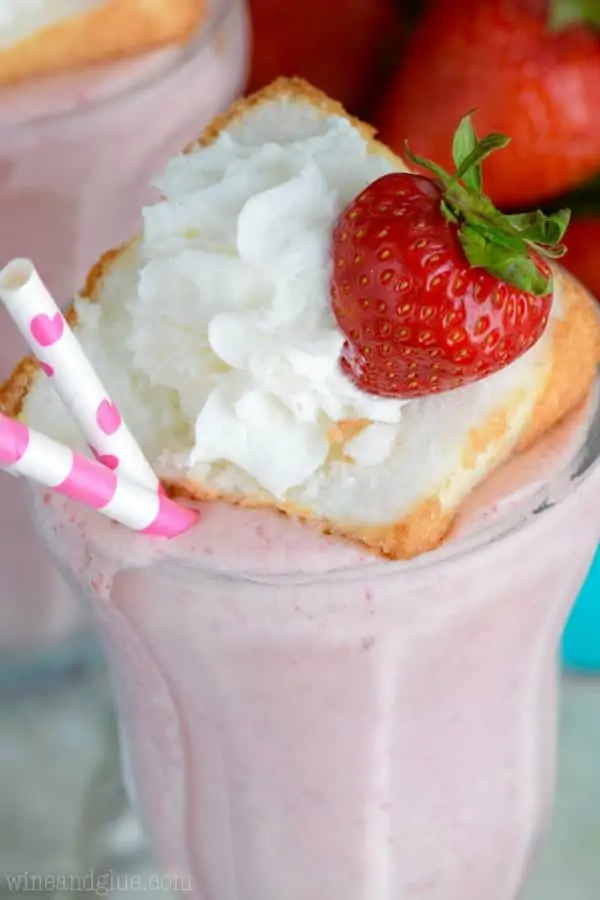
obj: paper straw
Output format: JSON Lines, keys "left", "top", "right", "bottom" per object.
{"left": 0, "top": 258, "right": 157, "bottom": 489}
{"left": 0, "top": 412, "right": 198, "bottom": 538}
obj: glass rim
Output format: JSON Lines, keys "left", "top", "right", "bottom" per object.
{"left": 299, "top": 378, "right": 600, "bottom": 584}
{"left": 176, "top": 376, "right": 600, "bottom": 586}
{"left": 30, "top": 376, "right": 600, "bottom": 586}
{"left": 0, "top": 0, "right": 237, "bottom": 127}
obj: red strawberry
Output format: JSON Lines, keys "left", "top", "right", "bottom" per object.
{"left": 562, "top": 216, "right": 600, "bottom": 299}
{"left": 330, "top": 116, "right": 570, "bottom": 399}
{"left": 247, "top": 0, "right": 402, "bottom": 113}
{"left": 375, "top": 0, "right": 600, "bottom": 208}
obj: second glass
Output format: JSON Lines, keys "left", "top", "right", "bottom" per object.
{"left": 0, "top": 0, "right": 249, "bottom": 682}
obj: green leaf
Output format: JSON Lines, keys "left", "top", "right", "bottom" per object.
{"left": 461, "top": 166, "right": 481, "bottom": 194}
{"left": 454, "top": 133, "right": 511, "bottom": 186}
{"left": 540, "top": 207, "right": 571, "bottom": 243}
{"left": 440, "top": 199, "right": 460, "bottom": 224}
{"left": 458, "top": 226, "right": 552, "bottom": 295}
{"left": 505, "top": 208, "right": 571, "bottom": 244}
{"left": 456, "top": 225, "right": 488, "bottom": 267}
{"left": 452, "top": 113, "right": 479, "bottom": 188}
{"left": 494, "top": 254, "right": 552, "bottom": 295}
{"left": 407, "top": 114, "right": 566, "bottom": 293}
{"left": 532, "top": 242, "right": 568, "bottom": 260}
{"left": 504, "top": 211, "right": 543, "bottom": 235}
{"left": 404, "top": 141, "right": 454, "bottom": 188}
{"left": 462, "top": 216, "right": 528, "bottom": 254}
{"left": 548, "top": 0, "right": 600, "bottom": 30}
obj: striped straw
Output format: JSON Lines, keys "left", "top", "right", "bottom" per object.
{"left": 0, "top": 412, "right": 197, "bottom": 538}
{"left": 0, "top": 258, "right": 157, "bottom": 488}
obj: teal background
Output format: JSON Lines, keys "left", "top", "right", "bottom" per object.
{"left": 562, "top": 547, "right": 600, "bottom": 671}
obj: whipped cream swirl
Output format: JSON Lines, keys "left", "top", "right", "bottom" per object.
{"left": 122, "top": 117, "right": 407, "bottom": 497}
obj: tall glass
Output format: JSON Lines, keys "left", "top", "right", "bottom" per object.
{"left": 0, "top": 0, "right": 249, "bottom": 683}
{"left": 27, "top": 384, "right": 600, "bottom": 900}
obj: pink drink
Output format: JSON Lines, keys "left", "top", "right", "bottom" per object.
{"left": 29, "top": 393, "right": 600, "bottom": 899}
{"left": 0, "top": 0, "right": 248, "bottom": 664}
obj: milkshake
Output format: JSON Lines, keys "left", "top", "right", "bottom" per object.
{"left": 4, "top": 79, "right": 600, "bottom": 898}
{"left": 26, "top": 403, "right": 600, "bottom": 900}
{"left": 0, "top": 0, "right": 249, "bottom": 671}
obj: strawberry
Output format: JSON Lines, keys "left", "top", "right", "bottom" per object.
{"left": 330, "top": 116, "right": 570, "bottom": 399}
{"left": 375, "top": 0, "right": 600, "bottom": 208}
{"left": 247, "top": 0, "right": 402, "bottom": 113}
{"left": 562, "top": 216, "right": 600, "bottom": 299}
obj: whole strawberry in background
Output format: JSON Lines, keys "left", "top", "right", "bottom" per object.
{"left": 247, "top": 0, "right": 403, "bottom": 113}
{"left": 330, "top": 115, "right": 570, "bottom": 399}
{"left": 374, "top": 0, "right": 600, "bottom": 208}
{"left": 561, "top": 216, "right": 600, "bottom": 299}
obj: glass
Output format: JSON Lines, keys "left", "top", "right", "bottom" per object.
{"left": 27, "top": 379, "right": 600, "bottom": 900}
{"left": 0, "top": 0, "right": 249, "bottom": 310}
{"left": 65, "top": 675, "right": 600, "bottom": 900}
{"left": 0, "top": 0, "right": 249, "bottom": 685}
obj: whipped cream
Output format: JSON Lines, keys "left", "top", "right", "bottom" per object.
{"left": 22, "top": 95, "right": 562, "bottom": 531}
{"left": 122, "top": 116, "right": 406, "bottom": 497}
{"left": 0, "top": 0, "right": 101, "bottom": 49}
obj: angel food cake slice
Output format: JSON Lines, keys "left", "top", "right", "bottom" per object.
{"left": 3, "top": 78, "right": 599, "bottom": 559}
{"left": 0, "top": 0, "right": 205, "bottom": 85}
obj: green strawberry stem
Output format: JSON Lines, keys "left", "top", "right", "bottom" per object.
{"left": 404, "top": 114, "right": 571, "bottom": 295}
{"left": 549, "top": 0, "right": 600, "bottom": 31}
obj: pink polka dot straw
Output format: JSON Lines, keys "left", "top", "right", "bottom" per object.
{"left": 0, "top": 257, "right": 197, "bottom": 538}
{"left": 0, "top": 258, "right": 157, "bottom": 489}
{"left": 0, "top": 413, "right": 198, "bottom": 537}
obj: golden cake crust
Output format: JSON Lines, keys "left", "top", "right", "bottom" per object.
{"left": 0, "top": 0, "right": 206, "bottom": 86}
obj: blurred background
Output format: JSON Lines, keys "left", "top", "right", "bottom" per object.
{"left": 0, "top": 0, "right": 599, "bottom": 897}
{"left": 247, "top": 0, "right": 600, "bottom": 305}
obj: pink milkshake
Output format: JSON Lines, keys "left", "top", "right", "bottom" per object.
{"left": 0, "top": 0, "right": 249, "bottom": 668}
{"left": 24, "top": 396, "right": 600, "bottom": 900}
{"left": 5, "top": 79, "right": 600, "bottom": 896}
